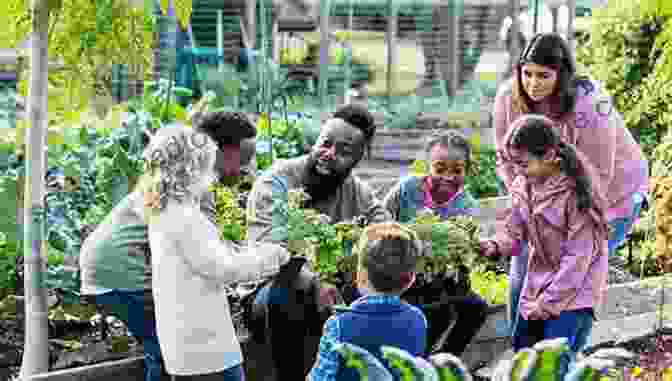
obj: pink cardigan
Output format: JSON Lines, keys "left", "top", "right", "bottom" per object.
{"left": 493, "top": 79, "right": 649, "bottom": 221}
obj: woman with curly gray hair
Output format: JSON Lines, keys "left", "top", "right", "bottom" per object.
{"left": 142, "top": 124, "right": 289, "bottom": 381}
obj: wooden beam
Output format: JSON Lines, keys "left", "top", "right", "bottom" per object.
{"left": 510, "top": 0, "right": 521, "bottom": 59}
{"left": 386, "top": 0, "right": 398, "bottom": 101}
{"left": 438, "top": 0, "right": 459, "bottom": 97}
{"left": 247, "top": 0, "right": 257, "bottom": 49}
{"left": 567, "top": 0, "right": 576, "bottom": 50}
{"left": 318, "top": 0, "right": 331, "bottom": 107}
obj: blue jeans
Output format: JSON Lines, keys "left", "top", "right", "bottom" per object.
{"left": 171, "top": 365, "right": 246, "bottom": 380}
{"left": 508, "top": 244, "right": 528, "bottom": 337}
{"left": 608, "top": 192, "right": 646, "bottom": 257}
{"left": 512, "top": 309, "right": 594, "bottom": 379}
{"left": 92, "top": 289, "right": 164, "bottom": 381}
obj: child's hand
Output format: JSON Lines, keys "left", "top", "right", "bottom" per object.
{"left": 479, "top": 240, "right": 499, "bottom": 257}
{"left": 521, "top": 300, "right": 550, "bottom": 320}
{"left": 318, "top": 283, "right": 342, "bottom": 307}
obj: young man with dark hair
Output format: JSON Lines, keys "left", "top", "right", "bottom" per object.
{"left": 77, "top": 111, "right": 256, "bottom": 381}
{"left": 246, "top": 103, "right": 391, "bottom": 381}
{"left": 193, "top": 111, "right": 257, "bottom": 183}
{"left": 308, "top": 222, "right": 427, "bottom": 381}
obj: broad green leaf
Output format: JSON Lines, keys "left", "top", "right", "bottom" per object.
{"left": 79, "top": 125, "right": 89, "bottom": 145}
{"left": 173, "top": 86, "right": 193, "bottom": 97}
{"left": 0, "top": 177, "right": 19, "bottom": 244}
{"left": 47, "top": 127, "right": 65, "bottom": 146}
{"left": 173, "top": 104, "right": 187, "bottom": 123}
{"left": 159, "top": 0, "right": 170, "bottom": 15}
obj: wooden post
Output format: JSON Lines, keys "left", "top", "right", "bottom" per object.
{"left": 532, "top": 0, "right": 540, "bottom": 34}
{"left": 318, "top": 0, "right": 331, "bottom": 107}
{"left": 551, "top": 6, "right": 558, "bottom": 33}
{"left": 566, "top": 0, "right": 576, "bottom": 51}
{"left": 272, "top": 18, "right": 280, "bottom": 62}
{"left": 247, "top": 0, "right": 257, "bottom": 49}
{"left": 343, "top": 0, "right": 354, "bottom": 105}
{"left": 510, "top": 0, "right": 521, "bottom": 60}
{"left": 439, "top": 0, "right": 459, "bottom": 97}
{"left": 386, "top": 0, "right": 398, "bottom": 104}
{"left": 217, "top": 10, "right": 224, "bottom": 72}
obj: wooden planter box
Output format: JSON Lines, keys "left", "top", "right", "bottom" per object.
{"left": 15, "top": 274, "right": 671, "bottom": 380}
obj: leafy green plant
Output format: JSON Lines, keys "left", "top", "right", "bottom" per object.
{"left": 470, "top": 270, "right": 508, "bottom": 305}
{"left": 255, "top": 115, "right": 308, "bottom": 171}
{"left": 577, "top": 2, "right": 672, "bottom": 159}
{"left": 211, "top": 184, "right": 247, "bottom": 243}
{"left": 0, "top": 234, "right": 19, "bottom": 298}
{"left": 277, "top": 188, "right": 344, "bottom": 282}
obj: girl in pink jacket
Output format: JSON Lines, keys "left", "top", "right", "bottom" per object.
{"left": 481, "top": 115, "right": 609, "bottom": 367}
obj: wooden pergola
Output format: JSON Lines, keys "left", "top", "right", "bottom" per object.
{"left": 242, "top": 0, "right": 584, "bottom": 104}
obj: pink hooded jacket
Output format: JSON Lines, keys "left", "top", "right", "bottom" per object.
{"left": 494, "top": 78, "right": 649, "bottom": 222}
{"left": 494, "top": 115, "right": 610, "bottom": 319}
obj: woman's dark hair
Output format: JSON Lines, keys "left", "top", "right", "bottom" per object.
{"left": 424, "top": 131, "right": 472, "bottom": 173}
{"left": 512, "top": 33, "right": 593, "bottom": 120}
{"left": 333, "top": 103, "right": 377, "bottom": 158}
{"left": 510, "top": 116, "right": 593, "bottom": 211}
{"left": 195, "top": 111, "right": 256, "bottom": 147}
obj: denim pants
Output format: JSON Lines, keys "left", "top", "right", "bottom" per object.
{"left": 512, "top": 309, "right": 594, "bottom": 379}
{"left": 170, "top": 365, "right": 245, "bottom": 381}
{"left": 607, "top": 192, "right": 646, "bottom": 257}
{"left": 92, "top": 289, "right": 164, "bottom": 381}
{"left": 419, "top": 295, "right": 489, "bottom": 356}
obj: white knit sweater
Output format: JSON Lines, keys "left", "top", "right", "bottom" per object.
{"left": 148, "top": 202, "right": 288, "bottom": 375}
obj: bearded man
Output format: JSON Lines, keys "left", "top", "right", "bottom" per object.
{"left": 245, "top": 103, "right": 391, "bottom": 380}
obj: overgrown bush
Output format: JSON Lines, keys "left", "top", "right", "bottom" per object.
{"left": 577, "top": 2, "right": 672, "bottom": 158}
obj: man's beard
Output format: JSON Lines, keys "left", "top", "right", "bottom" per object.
{"left": 303, "top": 159, "right": 352, "bottom": 203}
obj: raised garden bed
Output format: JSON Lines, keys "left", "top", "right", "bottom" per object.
{"left": 5, "top": 273, "right": 666, "bottom": 381}
{"left": 583, "top": 328, "right": 672, "bottom": 377}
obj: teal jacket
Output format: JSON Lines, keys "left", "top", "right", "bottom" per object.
{"left": 382, "top": 175, "right": 480, "bottom": 223}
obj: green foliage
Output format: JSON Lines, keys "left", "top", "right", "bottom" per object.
{"left": 466, "top": 146, "right": 499, "bottom": 199}
{"left": 470, "top": 270, "right": 508, "bottom": 305}
{"left": 281, "top": 189, "right": 344, "bottom": 282}
{"left": 210, "top": 184, "right": 247, "bottom": 243}
{"left": 0, "top": 0, "right": 154, "bottom": 127}
{"left": 577, "top": 2, "right": 672, "bottom": 158}
{"left": 408, "top": 146, "right": 499, "bottom": 199}
{"left": 0, "top": 79, "right": 191, "bottom": 296}
{"left": 0, "top": 235, "right": 19, "bottom": 298}
{"left": 255, "top": 115, "right": 308, "bottom": 171}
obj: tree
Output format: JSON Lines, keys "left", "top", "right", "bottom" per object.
{"left": 20, "top": 0, "right": 51, "bottom": 376}
{"left": 0, "top": 0, "right": 154, "bottom": 128}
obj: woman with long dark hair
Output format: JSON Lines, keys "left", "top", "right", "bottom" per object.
{"left": 492, "top": 33, "right": 649, "bottom": 341}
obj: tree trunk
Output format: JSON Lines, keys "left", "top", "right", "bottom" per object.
{"left": 19, "top": 0, "right": 51, "bottom": 377}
